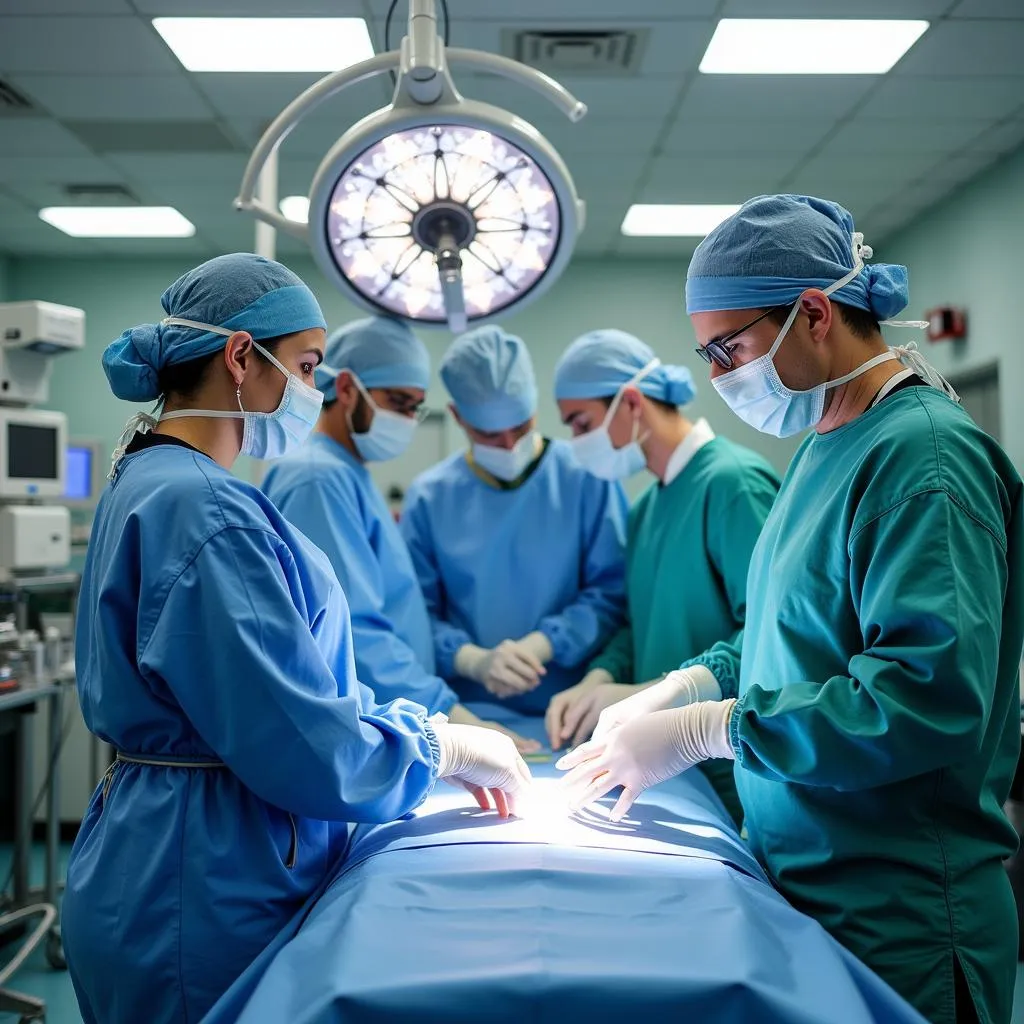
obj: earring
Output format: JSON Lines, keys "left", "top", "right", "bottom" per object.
{"left": 235, "top": 379, "right": 244, "bottom": 413}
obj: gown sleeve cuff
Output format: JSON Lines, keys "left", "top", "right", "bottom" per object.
{"left": 422, "top": 720, "right": 443, "bottom": 779}
{"left": 679, "top": 651, "right": 739, "bottom": 700}
{"left": 728, "top": 692, "right": 748, "bottom": 762}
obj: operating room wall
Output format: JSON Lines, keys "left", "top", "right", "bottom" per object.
{"left": 0, "top": 256, "right": 9, "bottom": 301}
{"left": 6, "top": 254, "right": 804, "bottom": 496}
{"left": 883, "top": 142, "right": 1024, "bottom": 472}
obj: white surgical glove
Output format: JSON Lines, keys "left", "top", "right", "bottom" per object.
{"left": 557, "top": 699, "right": 737, "bottom": 822}
{"left": 454, "top": 640, "right": 547, "bottom": 698}
{"left": 432, "top": 718, "right": 533, "bottom": 818}
{"left": 446, "top": 702, "right": 543, "bottom": 754}
{"left": 544, "top": 668, "right": 616, "bottom": 750}
{"left": 591, "top": 666, "right": 722, "bottom": 741}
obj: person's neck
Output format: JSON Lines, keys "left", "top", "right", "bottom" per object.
{"left": 155, "top": 411, "right": 240, "bottom": 470}
{"left": 317, "top": 412, "right": 362, "bottom": 462}
{"left": 644, "top": 415, "right": 691, "bottom": 483}
{"left": 816, "top": 337, "right": 901, "bottom": 434}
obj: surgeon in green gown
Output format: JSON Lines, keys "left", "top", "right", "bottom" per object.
{"left": 557, "top": 195, "right": 1024, "bottom": 1024}
{"left": 545, "top": 329, "right": 779, "bottom": 826}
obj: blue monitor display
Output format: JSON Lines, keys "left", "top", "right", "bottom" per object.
{"left": 64, "top": 445, "right": 92, "bottom": 501}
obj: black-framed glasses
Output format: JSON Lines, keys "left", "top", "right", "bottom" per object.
{"left": 694, "top": 306, "right": 785, "bottom": 371}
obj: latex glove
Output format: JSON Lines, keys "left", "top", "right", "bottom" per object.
{"left": 454, "top": 641, "right": 546, "bottom": 699}
{"left": 432, "top": 719, "right": 533, "bottom": 818}
{"left": 591, "top": 666, "right": 722, "bottom": 742}
{"left": 544, "top": 668, "right": 615, "bottom": 750}
{"left": 557, "top": 699, "right": 736, "bottom": 822}
{"left": 447, "top": 703, "right": 542, "bottom": 755}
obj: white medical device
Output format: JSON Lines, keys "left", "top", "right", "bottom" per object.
{"left": 0, "top": 301, "right": 85, "bottom": 407}
{"left": 0, "top": 408, "right": 67, "bottom": 500}
{"left": 0, "top": 505, "right": 70, "bottom": 572}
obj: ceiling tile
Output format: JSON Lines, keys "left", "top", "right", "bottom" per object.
{"left": 785, "top": 150, "right": 955, "bottom": 191}
{"left": 924, "top": 150, "right": 1004, "bottom": 183}
{"left": 613, "top": 235, "right": 701, "bottom": 260}
{"left": 0, "top": 118, "right": 93, "bottom": 157}
{"left": 641, "top": 154, "right": 798, "bottom": 201}
{"left": 193, "top": 73, "right": 389, "bottom": 120}
{"left": 105, "top": 152, "right": 249, "bottom": 183}
{"left": 68, "top": 120, "right": 238, "bottom": 154}
{"left": 439, "top": 0, "right": 719, "bottom": 16}
{"left": 970, "top": 119, "right": 1024, "bottom": 153}
{"left": 723, "top": 0, "right": 952, "bottom": 12}
{"left": 132, "top": 0, "right": 368, "bottom": 12}
{"left": 0, "top": 0, "right": 131, "bottom": 10}
{"left": 457, "top": 73, "right": 684, "bottom": 124}
{"left": 1, "top": 179, "right": 146, "bottom": 209}
{"left": 0, "top": 154, "right": 122, "bottom": 183}
{"left": 894, "top": 20, "right": 1024, "bottom": 75}
{"left": 661, "top": 117, "right": 833, "bottom": 157}
{"left": 948, "top": 0, "right": 1024, "bottom": 16}
{"left": 824, "top": 117, "right": 996, "bottom": 154}
{"left": 89, "top": 236, "right": 213, "bottom": 257}
{"left": 677, "top": 75, "right": 876, "bottom": 121}
{"left": 0, "top": 17, "right": 182, "bottom": 74}
{"left": 858, "top": 76, "right": 1024, "bottom": 119}
{"left": 11, "top": 74, "right": 209, "bottom": 121}
{"left": 525, "top": 115, "right": 665, "bottom": 156}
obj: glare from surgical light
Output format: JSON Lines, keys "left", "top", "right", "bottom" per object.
{"left": 324, "top": 124, "right": 561, "bottom": 324}
{"left": 279, "top": 195, "right": 310, "bottom": 223}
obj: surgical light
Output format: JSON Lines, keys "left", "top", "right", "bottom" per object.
{"left": 236, "top": 0, "right": 586, "bottom": 333}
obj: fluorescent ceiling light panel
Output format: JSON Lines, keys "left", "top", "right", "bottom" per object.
{"left": 39, "top": 207, "right": 196, "bottom": 238}
{"left": 699, "top": 19, "right": 929, "bottom": 75}
{"left": 621, "top": 204, "right": 740, "bottom": 238}
{"left": 152, "top": 18, "right": 374, "bottom": 73}
{"left": 280, "top": 195, "right": 310, "bottom": 223}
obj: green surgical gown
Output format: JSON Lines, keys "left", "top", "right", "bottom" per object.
{"left": 590, "top": 435, "right": 780, "bottom": 826}
{"left": 686, "top": 386, "right": 1024, "bottom": 1024}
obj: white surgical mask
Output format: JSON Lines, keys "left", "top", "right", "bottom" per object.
{"left": 319, "top": 368, "right": 418, "bottom": 463}
{"left": 472, "top": 431, "right": 539, "bottom": 482}
{"left": 711, "top": 235, "right": 936, "bottom": 438}
{"left": 157, "top": 316, "right": 323, "bottom": 460}
{"left": 570, "top": 359, "right": 659, "bottom": 480}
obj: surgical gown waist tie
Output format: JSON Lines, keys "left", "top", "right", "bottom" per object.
{"left": 101, "top": 751, "right": 225, "bottom": 800}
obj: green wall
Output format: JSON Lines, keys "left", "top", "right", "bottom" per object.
{"left": 883, "top": 143, "right": 1024, "bottom": 471}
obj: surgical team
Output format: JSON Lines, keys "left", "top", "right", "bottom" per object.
{"left": 63, "top": 194, "right": 1023, "bottom": 1024}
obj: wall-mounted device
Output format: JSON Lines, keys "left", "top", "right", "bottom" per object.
{"left": 0, "top": 301, "right": 85, "bottom": 407}
{"left": 925, "top": 306, "right": 967, "bottom": 342}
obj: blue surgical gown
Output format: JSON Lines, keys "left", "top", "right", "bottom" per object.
{"left": 401, "top": 438, "right": 628, "bottom": 714}
{"left": 63, "top": 436, "right": 439, "bottom": 1024}
{"left": 685, "top": 386, "right": 1024, "bottom": 1024}
{"left": 262, "top": 433, "right": 457, "bottom": 715}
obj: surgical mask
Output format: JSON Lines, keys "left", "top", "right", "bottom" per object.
{"left": 157, "top": 316, "right": 323, "bottom": 460}
{"left": 570, "top": 359, "right": 659, "bottom": 480}
{"left": 711, "top": 235, "right": 931, "bottom": 438}
{"left": 333, "top": 371, "right": 417, "bottom": 463}
{"left": 472, "top": 431, "right": 539, "bottom": 482}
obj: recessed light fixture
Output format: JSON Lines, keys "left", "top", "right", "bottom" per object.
{"left": 279, "top": 195, "right": 310, "bottom": 224}
{"left": 699, "top": 19, "right": 929, "bottom": 75}
{"left": 39, "top": 207, "right": 196, "bottom": 238}
{"left": 621, "top": 204, "right": 740, "bottom": 237}
{"left": 152, "top": 17, "right": 374, "bottom": 73}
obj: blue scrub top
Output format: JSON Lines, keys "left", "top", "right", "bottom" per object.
{"left": 401, "top": 438, "right": 628, "bottom": 714}
{"left": 63, "top": 435, "right": 439, "bottom": 1024}
{"left": 263, "top": 432, "right": 457, "bottom": 715}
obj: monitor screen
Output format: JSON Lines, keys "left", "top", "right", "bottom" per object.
{"left": 8, "top": 423, "right": 59, "bottom": 480}
{"left": 64, "top": 445, "right": 92, "bottom": 500}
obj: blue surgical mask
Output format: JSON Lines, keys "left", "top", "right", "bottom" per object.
{"left": 570, "top": 359, "right": 658, "bottom": 480}
{"left": 157, "top": 316, "right": 323, "bottom": 460}
{"left": 472, "top": 431, "right": 539, "bottom": 482}
{"left": 341, "top": 373, "right": 418, "bottom": 463}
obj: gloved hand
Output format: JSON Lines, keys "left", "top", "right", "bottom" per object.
{"left": 557, "top": 699, "right": 737, "bottom": 822}
{"left": 544, "top": 668, "right": 616, "bottom": 750}
{"left": 447, "top": 702, "right": 543, "bottom": 754}
{"left": 590, "top": 666, "right": 722, "bottom": 741}
{"left": 454, "top": 641, "right": 547, "bottom": 699}
{"left": 516, "top": 631, "right": 554, "bottom": 665}
{"left": 432, "top": 719, "right": 533, "bottom": 818}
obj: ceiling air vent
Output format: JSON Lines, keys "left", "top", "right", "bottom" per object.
{"left": 0, "top": 78, "right": 35, "bottom": 116}
{"left": 63, "top": 184, "right": 140, "bottom": 206}
{"left": 501, "top": 29, "right": 648, "bottom": 76}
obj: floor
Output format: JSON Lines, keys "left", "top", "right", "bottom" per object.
{"left": 0, "top": 845, "right": 1023, "bottom": 1023}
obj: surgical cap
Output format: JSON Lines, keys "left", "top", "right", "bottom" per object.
{"left": 103, "top": 252, "right": 327, "bottom": 402}
{"left": 685, "top": 194, "right": 909, "bottom": 321}
{"left": 554, "top": 329, "right": 696, "bottom": 406}
{"left": 316, "top": 316, "right": 430, "bottom": 402}
{"left": 440, "top": 325, "right": 538, "bottom": 432}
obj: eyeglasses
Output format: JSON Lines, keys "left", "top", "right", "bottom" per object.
{"left": 379, "top": 390, "right": 430, "bottom": 423}
{"left": 694, "top": 306, "right": 785, "bottom": 371}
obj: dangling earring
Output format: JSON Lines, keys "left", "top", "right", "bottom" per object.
{"left": 235, "top": 379, "right": 244, "bottom": 413}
